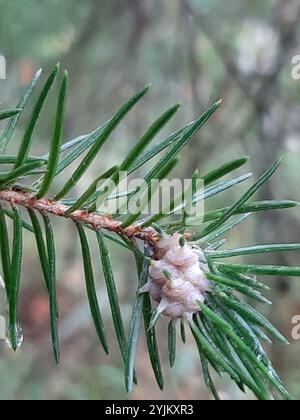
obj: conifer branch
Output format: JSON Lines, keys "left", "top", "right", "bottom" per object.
{"left": 0, "top": 65, "right": 299, "bottom": 400}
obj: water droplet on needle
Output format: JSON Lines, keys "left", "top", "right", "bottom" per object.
{"left": 6, "top": 324, "right": 24, "bottom": 350}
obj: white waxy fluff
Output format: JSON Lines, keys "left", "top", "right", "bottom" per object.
{"left": 142, "top": 233, "right": 210, "bottom": 320}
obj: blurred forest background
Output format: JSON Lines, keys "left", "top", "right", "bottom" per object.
{"left": 0, "top": 0, "right": 300, "bottom": 400}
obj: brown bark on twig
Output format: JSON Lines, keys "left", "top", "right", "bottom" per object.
{"left": 0, "top": 189, "right": 158, "bottom": 245}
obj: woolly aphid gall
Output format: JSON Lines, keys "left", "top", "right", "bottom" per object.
{"left": 144, "top": 233, "right": 209, "bottom": 320}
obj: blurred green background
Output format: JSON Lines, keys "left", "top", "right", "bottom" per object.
{"left": 0, "top": 0, "right": 300, "bottom": 400}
